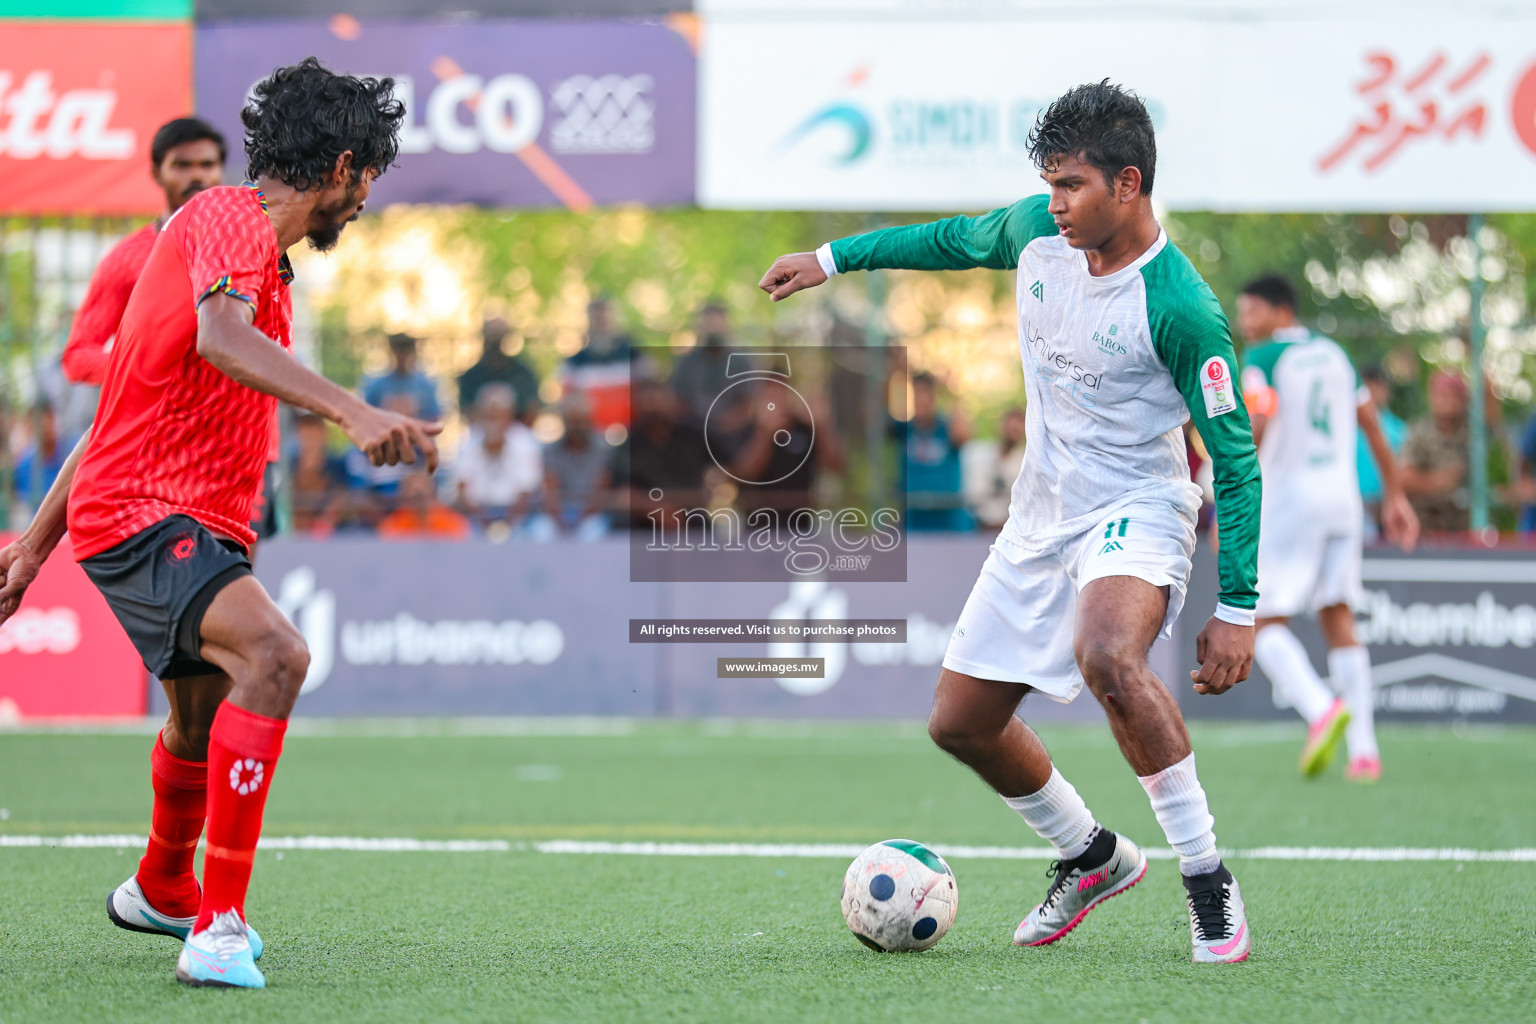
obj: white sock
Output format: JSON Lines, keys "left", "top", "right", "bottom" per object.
{"left": 1138, "top": 752, "right": 1221, "bottom": 877}
{"left": 1255, "top": 624, "right": 1334, "bottom": 724}
{"left": 1329, "top": 645, "right": 1378, "bottom": 759}
{"left": 1001, "top": 767, "right": 1099, "bottom": 861}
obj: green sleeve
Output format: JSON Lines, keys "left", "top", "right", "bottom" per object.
{"left": 1241, "top": 341, "right": 1285, "bottom": 389}
{"left": 1143, "top": 247, "right": 1262, "bottom": 611}
{"left": 830, "top": 194, "right": 1055, "bottom": 274}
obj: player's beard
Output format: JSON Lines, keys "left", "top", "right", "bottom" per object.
{"left": 307, "top": 184, "right": 364, "bottom": 253}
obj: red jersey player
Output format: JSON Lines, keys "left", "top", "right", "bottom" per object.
{"left": 0, "top": 59, "right": 432, "bottom": 990}
{"left": 63, "top": 118, "right": 227, "bottom": 386}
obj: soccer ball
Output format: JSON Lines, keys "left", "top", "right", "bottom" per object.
{"left": 840, "top": 839, "right": 958, "bottom": 952}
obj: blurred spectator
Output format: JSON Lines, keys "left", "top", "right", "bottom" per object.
{"left": 37, "top": 356, "right": 97, "bottom": 449}
{"left": 1400, "top": 370, "right": 1471, "bottom": 534}
{"left": 378, "top": 470, "right": 471, "bottom": 540}
{"left": 451, "top": 383, "right": 543, "bottom": 531}
{"left": 1516, "top": 411, "right": 1536, "bottom": 535}
{"left": 670, "top": 300, "right": 734, "bottom": 425}
{"left": 963, "top": 406, "right": 1026, "bottom": 530}
{"left": 289, "top": 411, "right": 350, "bottom": 535}
{"left": 13, "top": 402, "right": 65, "bottom": 514}
{"left": 363, "top": 333, "right": 443, "bottom": 422}
{"left": 560, "top": 297, "right": 636, "bottom": 431}
{"left": 539, "top": 395, "right": 614, "bottom": 541}
{"left": 706, "top": 364, "right": 842, "bottom": 514}
{"left": 894, "top": 373, "right": 974, "bottom": 531}
{"left": 353, "top": 333, "right": 444, "bottom": 495}
{"left": 619, "top": 380, "right": 710, "bottom": 526}
{"left": 1356, "top": 365, "right": 1409, "bottom": 538}
{"left": 458, "top": 316, "right": 540, "bottom": 422}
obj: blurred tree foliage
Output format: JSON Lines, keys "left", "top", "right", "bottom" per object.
{"left": 311, "top": 206, "right": 1536, "bottom": 437}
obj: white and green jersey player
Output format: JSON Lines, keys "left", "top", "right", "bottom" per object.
{"left": 815, "top": 193, "right": 1260, "bottom": 699}
{"left": 759, "top": 80, "right": 1255, "bottom": 965}
{"left": 1236, "top": 278, "right": 1419, "bottom": 783}
{"left": 1241, "top": 325, "right": 1368, "bottom": 619}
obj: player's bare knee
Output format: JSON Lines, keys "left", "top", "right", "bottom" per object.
{"left": 1077, "top": 643, "right": 1141, "bottom": 707}
{"left": 247, "top": 623, "right": 309, "bottom": 701}
{"left": 927, "top": 710, "right": 994, "bottom": 761}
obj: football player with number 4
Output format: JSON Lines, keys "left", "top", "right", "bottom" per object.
{"left": 760, "top": 81, "right": 1262, "bottom": 964}
{"left": 1235, "top": 274, "right": 1419, "bottom": 783}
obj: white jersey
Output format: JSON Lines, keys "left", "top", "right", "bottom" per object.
{"left": 825, "top": 194, "right": 1262, "bottom": 611}
{"left": 1240, "top": 326, "right": 1366, "bottom": 530}
{"left": 1006, "top": 231, "right": 1202, "bottom": 541}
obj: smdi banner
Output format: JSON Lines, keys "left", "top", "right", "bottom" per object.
{"left": 195, "top": 18, "right": 696, "bottom": 209}
{"left": 0, "top": 22, "right": 192, "bottom": 215}
{"left": 699, "top": 15, "right": 1536, "bottom": 212}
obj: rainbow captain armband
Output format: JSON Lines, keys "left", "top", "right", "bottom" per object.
{"left": 197, "top": 275, "right": 256, "bottom": 310}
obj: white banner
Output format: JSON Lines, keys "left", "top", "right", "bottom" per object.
{"left": 699, "top": 17, "right": 1536, "bottom": 211}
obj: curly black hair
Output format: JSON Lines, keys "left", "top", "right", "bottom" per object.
{"left": 1026, "top": 80, "right": 1157, "bottom": 196}
{"left": 241, "top": 57, "right": 405, "bottom": 191}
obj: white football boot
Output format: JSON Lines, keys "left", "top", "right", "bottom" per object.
{"left": 1014, "top": 829, "right": 1147, "bottom": 946}
{"left": 108, "top": 875, "right": 263, "bottom": 959}
{"left": 176, "top": 910, "right": 265, "bottom": 988}
{"left": 1183, "top": 863, "right": 1251, "bottom": 964}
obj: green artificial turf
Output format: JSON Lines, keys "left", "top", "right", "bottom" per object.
{"left": 1, "top": 721, "right": 1533, "bottom": 1023}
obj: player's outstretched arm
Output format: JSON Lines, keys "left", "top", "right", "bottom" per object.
{"left": 762, "top": 197, "right": 1057, "bottom": 302}
{"left": 197, "top": 294, "right": 443, "bottom": 472}
{"left": 0, "top": 430, "right": 91, "bottom": 624}
{"left": 1358, "top": 401, "right": 1419, "bottom": 551}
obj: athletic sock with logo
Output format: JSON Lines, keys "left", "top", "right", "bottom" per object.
{"left": 195, "top": 702, "right": 287, "bottom": 933}
{"left": 1329, "top": 645, "right": 1378, "bottom": 759}
{"left": 1001, "top": 767, "right": 1100, "bottom": 861}
{"left": 1254, "top": 624, "right": 1334, "bottom": 723}
{"left": 1138, "top": 752, "right": 1221, "bottom": 877}
{"left": 137, "top": 734, "right": 207, "bottom": 918}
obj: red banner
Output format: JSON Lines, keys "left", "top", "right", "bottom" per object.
{"left": 0, "top": 23, "right": 192, "bottom": 215}
{"left": 0, "top": 534, "right": 146, "bottom": 718}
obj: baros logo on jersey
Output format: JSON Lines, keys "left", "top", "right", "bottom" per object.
{"left": 1200, "top": 357, "right": 1238, "bottom": 418}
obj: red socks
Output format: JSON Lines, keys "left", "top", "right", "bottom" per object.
{"left": 137, "top": 735, "right": 207, "bottom": 918}
{"left": 194, "top": 702, "right": 287, "bottom": 932}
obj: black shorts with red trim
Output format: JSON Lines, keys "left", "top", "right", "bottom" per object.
{"left": 79, "top": 514, "right": 251, "bottom": 679}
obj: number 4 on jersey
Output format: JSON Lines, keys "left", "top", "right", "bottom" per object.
{"left": 1308, "top": 380, "right": 1331, "bottom": 437}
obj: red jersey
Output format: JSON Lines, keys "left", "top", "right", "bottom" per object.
{"left": 62, "top": 223, "right": 158, "bottom": 386}
{"left": 68, "top": 184, "right": 294, "bottom": 560}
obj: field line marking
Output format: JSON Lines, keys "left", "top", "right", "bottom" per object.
{"left": 3, "top": 835, "right": 1535, "bottom": 862}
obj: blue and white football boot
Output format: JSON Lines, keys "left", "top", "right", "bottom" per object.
{"left": 175, "top": 910, "right": 265, "bottom": 989}
{"left": 108, "top": 875, "right": 263, "bottom": 959}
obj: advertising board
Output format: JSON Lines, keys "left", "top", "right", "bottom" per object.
{"left": 195, "top": 19, "right": 696, "bottom": 209}
{"left": 700, "top": 17, "right": 1536, "bottom": 211}
{"left": 0, "top": 23, "right": 192, "bottom": 215}
{"left": 0, "top": 534, "right": 146, "bottom": 718}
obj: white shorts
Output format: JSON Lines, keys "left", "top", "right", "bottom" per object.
{"left": 1254, "top": 514, "right": 1363, "bottom": 619}
{"left": 941, "top": 499, "right": 1197, "bottom": 703}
